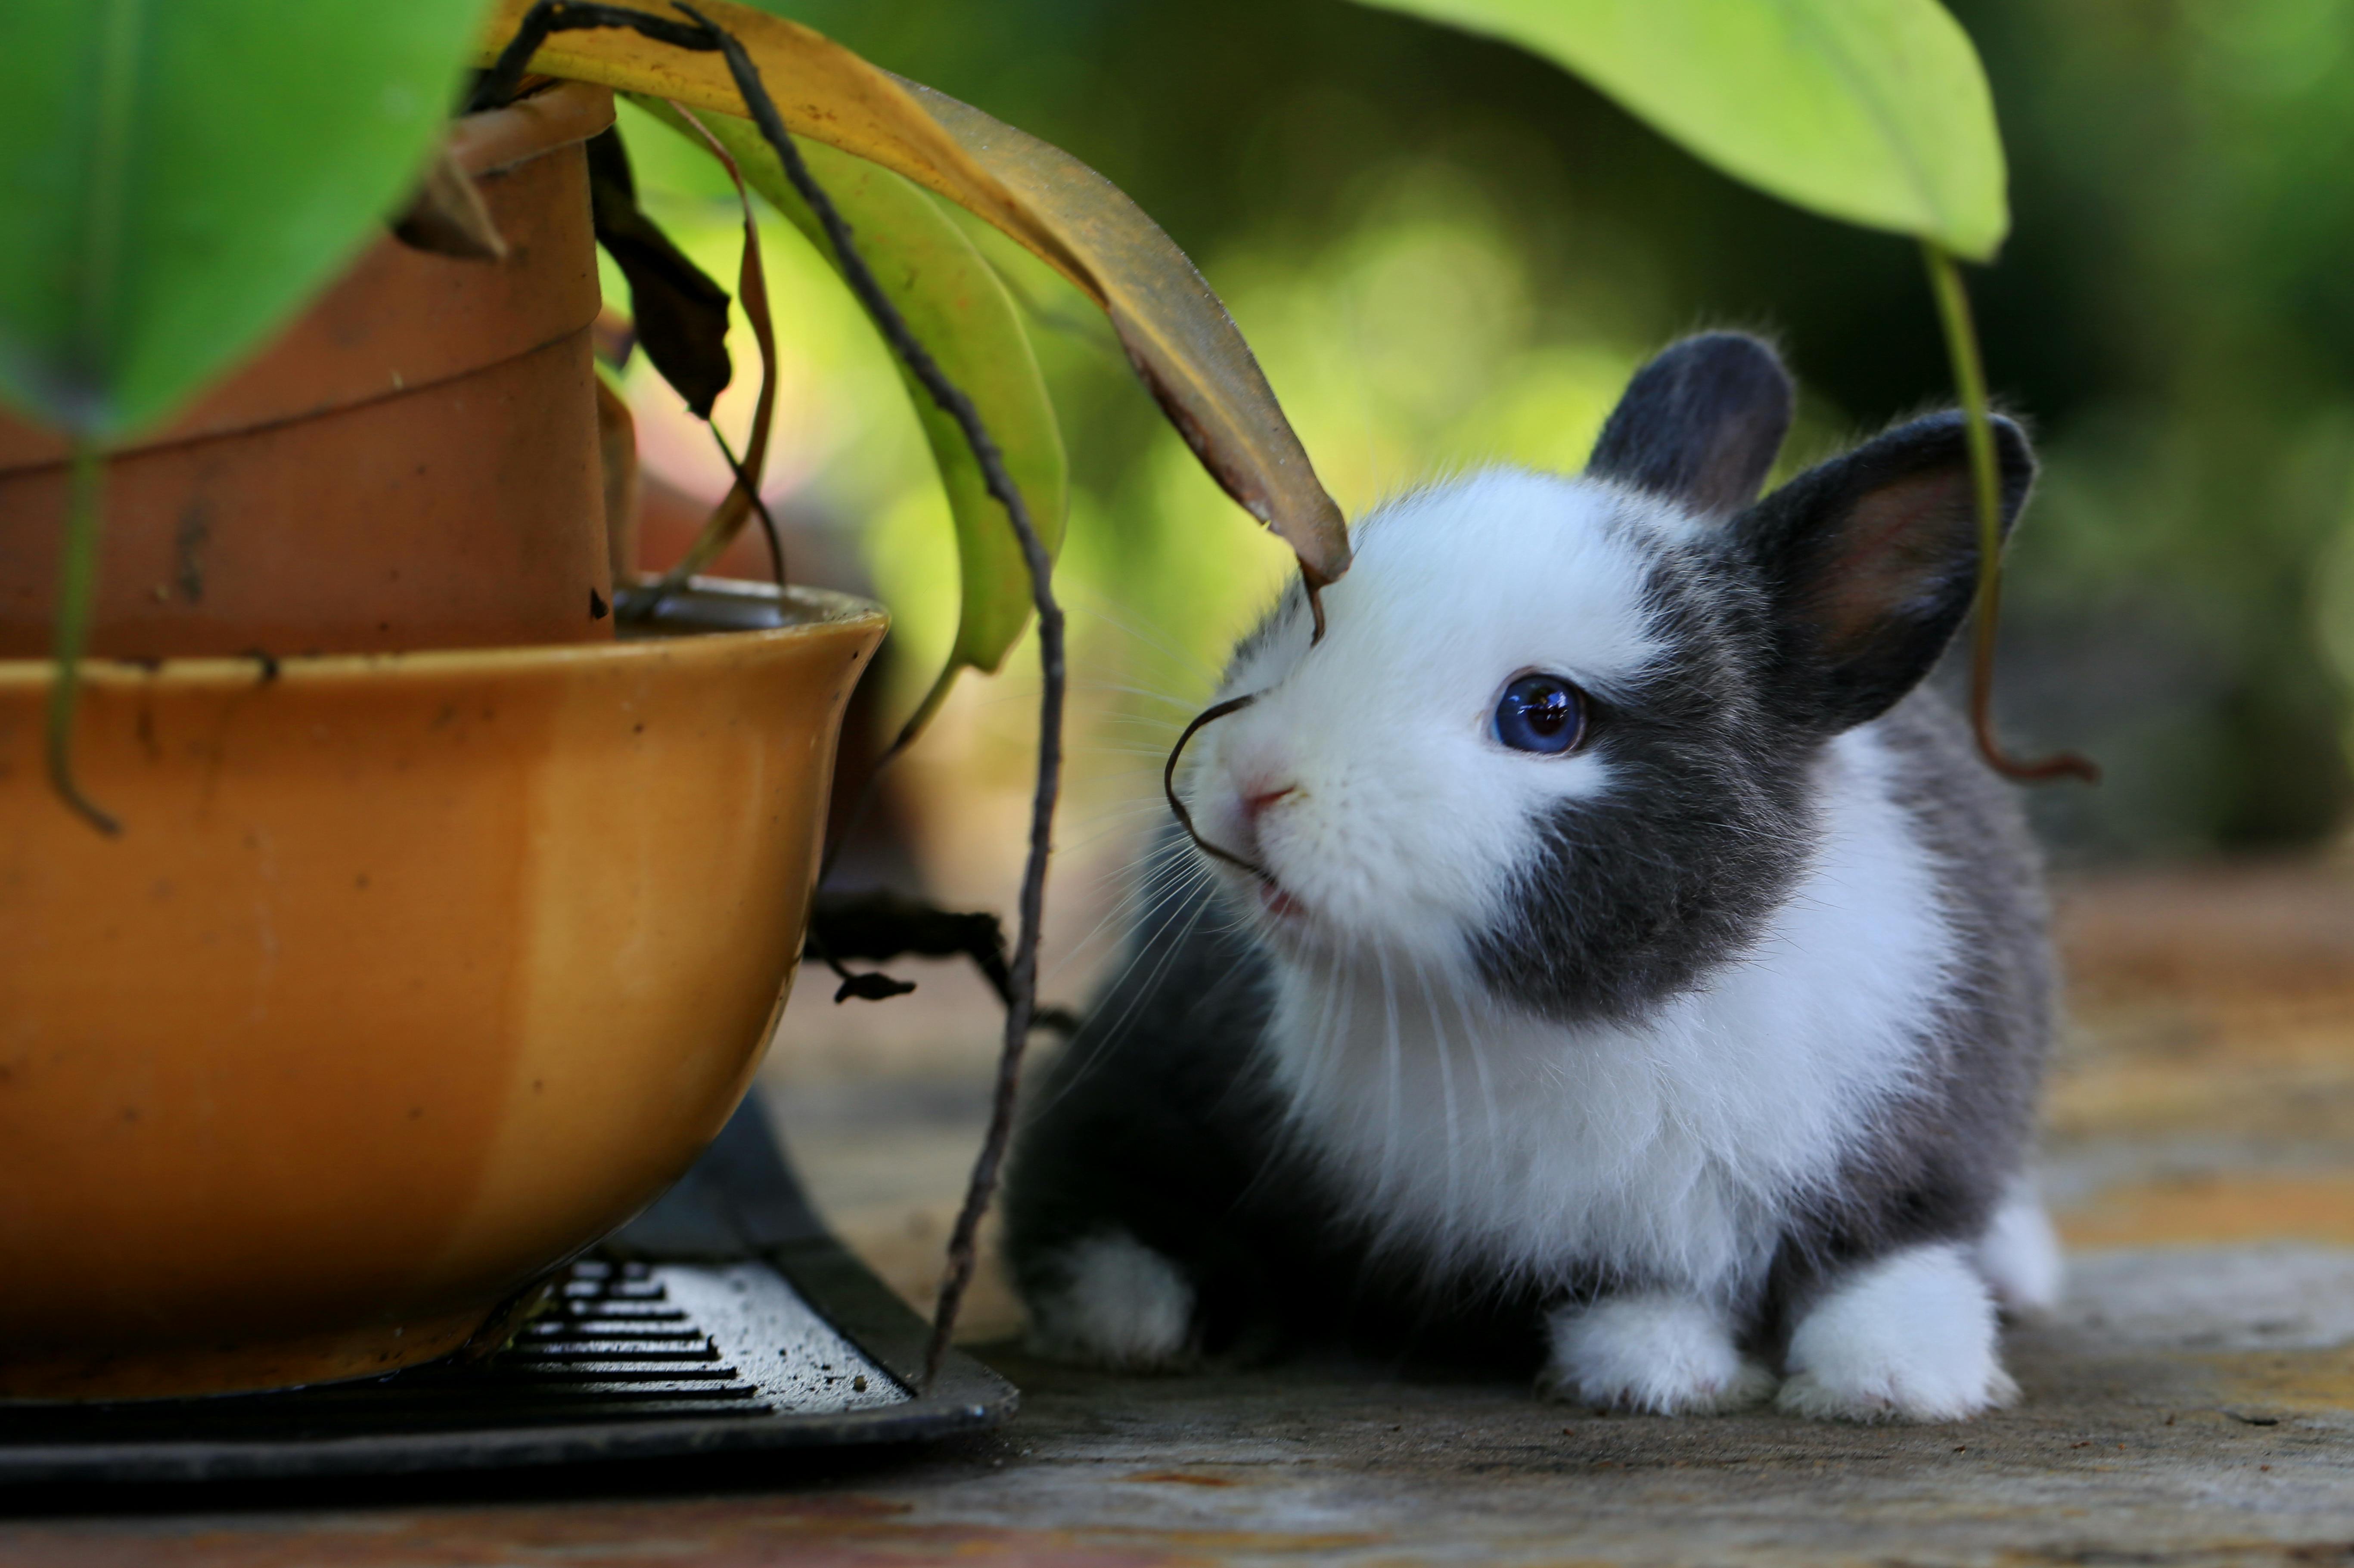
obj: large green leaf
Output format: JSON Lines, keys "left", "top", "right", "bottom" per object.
{"left": 1350, "top": 0, "right": 2009, "bottom": 260}
{"left": 635, "top": 96, "right": 1068, "bottom": 682}
{"left": 0, "top": 0, "right": 490, "bottom": 439}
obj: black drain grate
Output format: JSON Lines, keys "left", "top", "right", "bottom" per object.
{"left": 0, "top": 1264, "right": 778, "bottom": 1446}
{"left": 492, "top": 1262, "right": 761, "bottom": 1404}
{"left": 0, "top": 1103, "right": 1015, "bottom": 1484}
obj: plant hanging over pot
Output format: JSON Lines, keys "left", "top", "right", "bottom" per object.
{"left": 0, "top": 0, "right": 2086, "bottom": 1393}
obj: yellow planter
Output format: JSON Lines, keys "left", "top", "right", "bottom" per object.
{"left": 0, "top": 586, "right": 885, "bottom": 1400}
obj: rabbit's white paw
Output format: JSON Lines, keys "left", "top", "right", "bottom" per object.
{"left": 1540, "top": 1293, "right": 1776, "bottom": 1415}
{"left": 1777, "top": 1242, "right": 2018, "bottom": 1422}
{"left": 1024, "top": 1231, "right": 1195, "bottom": 1370}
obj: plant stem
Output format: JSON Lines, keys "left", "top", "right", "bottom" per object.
{"left": 483, "top": 0, "right": 1067, "bottom": 1386}
{"left": 48, "top": 444, "right": 120, "bottom": 836}
{"left": 1922, "top": 243, "right": 2097, "bottom": 786}
{"left": 675, "top": 3, "right": 1066, "bottom": 1387}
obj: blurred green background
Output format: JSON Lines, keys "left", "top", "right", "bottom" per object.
{"left": 610, "top": 0, "right": 2354, "bottom": 874}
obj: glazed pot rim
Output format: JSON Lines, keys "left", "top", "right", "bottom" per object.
{"left": 0, "top": 580, "right": 886, "bottom": 692}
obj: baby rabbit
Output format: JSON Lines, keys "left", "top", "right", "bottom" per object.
{"left": 1005, "top": 333, "right": 2060, "bottom": 1422}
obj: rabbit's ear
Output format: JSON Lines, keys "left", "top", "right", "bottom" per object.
{"left": 1740, "top": 411, "right": 2035, "bottom": 734}
{"left": 1587, "top": 333, "right": 1794, "bottom": 517}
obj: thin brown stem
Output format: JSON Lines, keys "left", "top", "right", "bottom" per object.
{"left": 1162, "top": 693, "right": 1267, "bottom": 877}
{"left": 482, "top": 0, "right": 1069, "bottom": 1386}
{"left": 1923, "top": 244, "right": 2098, "bottom": 786}
{"left": 47, "top": 444, "right": 119, "bottom": 836}
{"left": 668, "top": 3, "right": 1066, "bottom": 1387}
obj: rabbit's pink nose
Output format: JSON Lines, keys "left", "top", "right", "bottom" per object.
{"left": 1239, "top": 783, "right": 1297, "bottom": 822}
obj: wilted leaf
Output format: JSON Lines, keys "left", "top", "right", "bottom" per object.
{"left": 635, "top": 96, "right": 1067, "bottom": 679}
{"left": 0, "top": 0, "right": 490, "bottom": 438}
{"left": 1351, "top": 0, "right": 2009, "bottom": 260}
{"left": 899, "top": 81, "right": 1344, "bottom": 587}
{"left": 587, "top": 127, "right": 734, "bottom": 417}
{"left": 479, "top": 0, "right": 1348, "bottom": 586}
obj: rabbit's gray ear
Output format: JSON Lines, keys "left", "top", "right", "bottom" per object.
{"left": 1587, "top": 333, "right": 1794, "bottom": 517}
{"left": 1740, "top": 411, "right": 2035, "bottom": 734}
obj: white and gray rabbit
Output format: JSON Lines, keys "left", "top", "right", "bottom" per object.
{"left": 1005, "top": 333, "right": 2061, "bottom": 1422}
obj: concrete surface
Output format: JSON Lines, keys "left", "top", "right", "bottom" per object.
{"left": 6, "top": 859, "right": 2354, "bottom": 1565}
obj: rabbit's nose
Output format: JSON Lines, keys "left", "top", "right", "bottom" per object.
{"left": 1239, "top": 782, "right": 1298, "bottom": 823}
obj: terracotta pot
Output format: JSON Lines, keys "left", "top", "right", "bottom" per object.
{"left": 0, "top": 584, "right": 885, "bottom": 1400}
{"left": 0, "top": 82, "right": 619, "bottom": 660}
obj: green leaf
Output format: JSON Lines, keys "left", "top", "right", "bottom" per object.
{"left": 0, "top": 0, "right": 491, "bottom": 439}
{"left": 1350, "top": 0, "right": 2009, "bottom": 260}
{"left": 635, "top": 96, "right": 1068, "bottom": 680}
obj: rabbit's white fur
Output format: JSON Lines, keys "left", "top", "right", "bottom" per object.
{"left": 1009, "top": 362, "right": 2058, "bottom": 1425}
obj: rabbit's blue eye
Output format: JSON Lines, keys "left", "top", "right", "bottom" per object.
{"left": 1494, "top": 674, "right": 1586, "bottom": 754}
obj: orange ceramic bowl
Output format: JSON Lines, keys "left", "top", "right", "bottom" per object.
{"left": 0, "top": 585, "right": 885, "bottom": 1399}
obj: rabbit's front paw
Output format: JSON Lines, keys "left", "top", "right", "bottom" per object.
{"left": 1540, "top": 1293, "right": 1776, "bottom": 1415}
{"left": 1776, "top": 1242, "right": 2018, "bottom": 1422}
{"left": 1022, "top": 1231, "right": 1196, "bottom": 1371}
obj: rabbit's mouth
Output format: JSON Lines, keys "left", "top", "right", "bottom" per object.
{"left": 1256, "top": 876, "right": 1308, "bottom": 925}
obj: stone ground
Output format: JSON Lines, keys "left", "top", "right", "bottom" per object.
{"left": 7, "top": 858, "right": 2354, "bottom": 1565}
